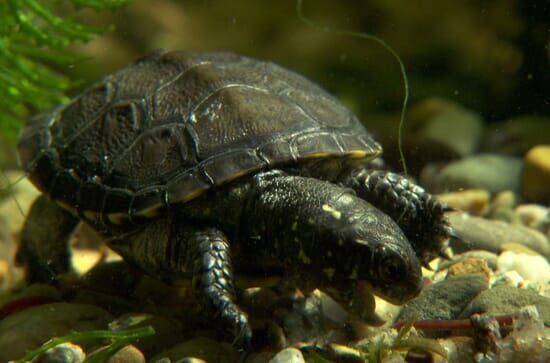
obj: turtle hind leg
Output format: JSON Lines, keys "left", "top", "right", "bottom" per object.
{"left": 189, "top": 228, "right": 251, "bottom": 349}
{"left": 341, "top": 168, "right": 453, "bottom": 264}
{"left": 108, "top": 219, "right": 251, "bottom": 349}
{"left": 16, "top": 195, "right": 79, "bottom": 283}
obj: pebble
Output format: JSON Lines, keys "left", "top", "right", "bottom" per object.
{"left": 446, "top": 258, "right": 491, "bottom": 282}
{"left": 515, "top": 204, "right": 550, "bottom": 235}
{"left": 35, "top": 342, "right": 86, "bottom": 363}
{"left": 459, "top": 285, "right": 550, "bottom": 326}
{"left": 107, "top": 345, "right": 145, "bottom": 363}
{"left": 522, "top": 145, "right": 550, "bottom": 203}
{"left": 437, "top": 189, "right": 490, "bottom": 215}
{"left": 491, "top": 190, "right": 519, "bottom": 211}
{"left": 497, "top": 250, "right": 550, "bottom": 284}
{"left": 396, "top": 275, "right": 488, "bottom": 336}
{"left": 268, "top": 347, "right": 305, "bottom": 363}
{"left": 492, "top": 270, "right": 524, "bottom": 288}
{"left": 150, "top": 338, "right": 238, "bottom": 363}
{"left": 0, "top": 303, "right": 112, "bottom": 362}
{"left": 423, "top": 154, "right": 523, "bottom": 193}
{"left": 438, "top": 250, "right": 499, "bottom": 271}
{"left": 407, "top": 97, "right": 484, "bottom": 159}
{"left": 437, "top": 336, "right": 476, "bottom": 363}
{"left": 447, "top": 212, "right": 550, "bottom": 258}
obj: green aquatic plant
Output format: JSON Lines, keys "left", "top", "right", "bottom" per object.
{"left": 0, "top": 0, "right": 130, "bottom": 140}
{"left": 15, "top": 325, "right": 155, "bottom": 362}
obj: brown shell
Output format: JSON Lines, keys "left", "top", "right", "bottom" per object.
{"left": 18, "top": 51, "right": 382, "bottom": 223}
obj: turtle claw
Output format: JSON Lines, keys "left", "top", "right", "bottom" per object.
{"left": 438, "top": 250, "right": 453, "bottom": 261}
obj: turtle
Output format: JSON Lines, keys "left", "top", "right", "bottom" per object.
{"left": 16, "top": 50, "right": 452, "bottom": 347}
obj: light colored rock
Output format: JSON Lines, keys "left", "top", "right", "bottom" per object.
{"left": 426, "top": 154, "right": 523, "bottom": 193}
{"left": 408, "top": 98, "right": 484, "bottom": 158}
{"left": 522, "top": 145, "right": 550, "bottom": 203}
{"left": 492, "top": 270, "right": 524, "bottom": 288}
{"left": 437, "top": 189, "right": 490, "bottom": 215}
{"left": 438, "top": 337, "right": 476, "bottom": 363}
{"left": 447, "top": 258, "right": 491, "bottom": 282}
{"left": 497, "top": 251, "right": 550, "bottom": 284}
{"left": 107, "top": 344, "right": 145, "bottom": 363}
{"left": 35, "top": 342, "right": 86, "bottom": 363}
{"left": 269, "top": 347, "right": 305, "bottom": 363}
{"left": 500, "top": 242, "right": 541, "bottom": 256}
{"left": 515, "top": 204, "right": 550, "bottom": 235}
{"left": 447, "top": 212, "right": 550, "bottom": 259}
{"left": 150, "top": 338, "right": 238, "bottom": 363}
{"left": 438, "top": 250, "right": 499, "bottom": 271}
{"left": 491, "top": 190, "right": 519, "bottom": 211}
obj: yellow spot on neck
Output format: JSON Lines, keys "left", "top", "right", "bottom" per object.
{"left": 322, "top": 204, "right": 342, "bottom": 220}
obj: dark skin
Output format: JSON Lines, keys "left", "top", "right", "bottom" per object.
{"left": 17, "top": 167, "right": 449, "bottom": 348}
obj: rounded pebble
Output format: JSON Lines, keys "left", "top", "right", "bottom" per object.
{"left": 268, "top": 347, "right": 305, "bottom": 363}
{"left": 522, "top": 145, "right": 550, "bottom": 203}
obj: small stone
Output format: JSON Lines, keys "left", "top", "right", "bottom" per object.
{"left": 396, "top": 275, "right": 488, "bottom": 336}
{"left": 437, "top": 189, "right": 490, "bottom": 215}
{"left": 492, "top": 270, "right": 524, "bottom": 288}
{"left": 459, "top": 285, "right": 550, "bottom": 326}
{"left": 447, "top": 258, "right": 491, "bottom": 282}
{"left": 269, "top": 347, "right": 305, "bottom": 363}
{"left": 491, "top": 191, "right": 519, "bottom": 211}
{"left": 150, "top": 338, "right": 238, "bottom": 363}
{"left": 107, "top": 345, "right": 145, "bottom": 363}
{"left": 407, "top": 98, "right": 484, "bottom": 159}
{"left": 424, "top": 154, "right": 523, "bottom": 193}
{"left": 522, "top": 145, "right": 550, "bottom": 203}
{"left": 515, "top": 204, "right": 550, "bottom": 235}
{"left": 438, "top": 337, "right": 476, "bottom": 363}
{"left": 497, "top": 251, "right": 550, "bottom": 284}
{"left": 438, "top": 250, "right": 499, "bottom": 271}
{"left": 447, "top": 212, "right": 550, "bottom": 259}
{"left": 35, "top": 342, "right": 85, "bottom": 363}
{"left": 500, "top": 242, "right": 541, "bottom": 256}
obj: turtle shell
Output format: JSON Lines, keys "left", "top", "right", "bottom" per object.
{"left": 18, "top": 51, "right": 382, "bottom": 224}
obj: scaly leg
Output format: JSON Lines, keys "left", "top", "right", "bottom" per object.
{"left": 340, "top": 168, "right": 453, "bottom": 265}
{"left": 108, "top": 220, "right": 251, "bottom": 348}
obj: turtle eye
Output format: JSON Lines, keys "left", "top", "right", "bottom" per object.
{"left": 379, "top": 255, "right": 406, "bottom": 280}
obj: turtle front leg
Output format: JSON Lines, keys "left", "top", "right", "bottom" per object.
{"left": 188, "top": 228, "right": 251, "bottom": 348}
{"left": 16, "top": 195, "right": 79, "bottom": 283}
{"left": 340, "top": 168, "right": 453, "bottom": 265}
{"left": 108, "top": 220, "right": 251, "bottom": 348}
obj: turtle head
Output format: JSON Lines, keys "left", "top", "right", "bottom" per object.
{"left": 357, "top": 238, "right": 423, "bottom": 304}
{"left": 336, "top": 200, "right": 424, "bottom": 305}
